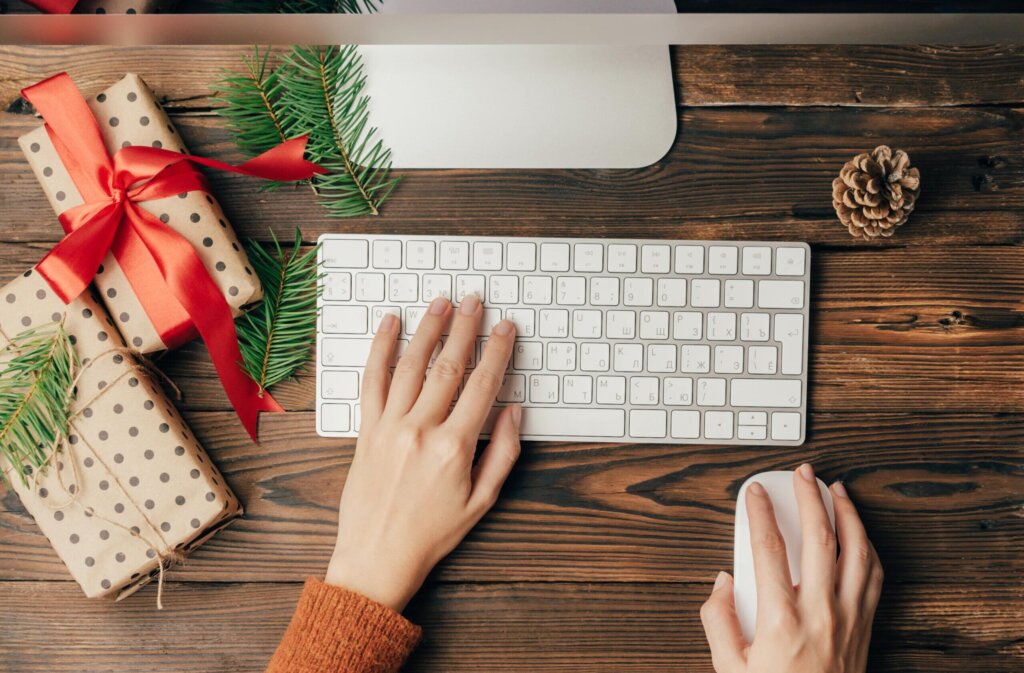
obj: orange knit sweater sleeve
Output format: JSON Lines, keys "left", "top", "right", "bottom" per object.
{"left": 266, "top": 579, "right": 423, "bottom": 673}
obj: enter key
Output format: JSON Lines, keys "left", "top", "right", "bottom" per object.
{"left": 774, "top": 313, "right": 804, "bottom": 376}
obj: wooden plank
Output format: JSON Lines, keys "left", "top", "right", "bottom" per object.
{"left": 1, "top": 412, "right": 1020, "bottom": 584}
{"left": 2, "top": 244, "right": 1008, "bottom": 414}
{"left": 0, "top": 579, "right": 1019, "bottom": 673}
{"left": 2, "top": 99, "right": 1023, "bottom": 247}
{"left": 4, "top": 45, "right": 1024, "bottom": 109}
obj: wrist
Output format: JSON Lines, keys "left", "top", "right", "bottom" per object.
{"left": 325, "top": 548, "right": 424, "bottom": 613}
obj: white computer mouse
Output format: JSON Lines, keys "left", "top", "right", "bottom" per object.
{"left": 733, "top": 471, "right": 835, "bottom": 643}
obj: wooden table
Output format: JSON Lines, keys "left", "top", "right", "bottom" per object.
{"left": 0, "top": 45, "right": 1021, "bottom": 672}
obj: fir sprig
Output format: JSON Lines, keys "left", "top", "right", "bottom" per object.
{"left": 237, "top": 230, "right": 321, "bottom": 393}
{"left": 217, "top": 0, "right": 377, "bottom": 16}
{"left": 215, "top": 45, "right": 399, "bottom": 217}
{"left": 0, "top": 323, "right": 77, "bottom": 485}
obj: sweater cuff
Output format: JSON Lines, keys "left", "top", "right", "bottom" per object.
{"left": 266, "top": 578, "right": 423, "bottom": 673}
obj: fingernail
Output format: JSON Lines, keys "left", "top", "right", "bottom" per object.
{"left": 713, "top": 571, "right": 728, "bottom": 591}
{"left": 511, "top": 404, "right": 522, "bottom": 427}
{"left": 493, "top": 319, "right": 514, "bottom": 336}
{"left": 798, "top": 463, "right": 815, "bottom": 482}
{"left": 378, "top": 313, "right": 397, "bottom": 331}
{"left": 832, "top": 481, "right": 848, "bottom": 498}
{"left": 460, "top": 294, "right": 480, "bottom": 315}
{"left": 429, "top": 296, "right": 450, "bottom": 315}
{"left": 748, "top": 481, "right": 765, "bottom": 496}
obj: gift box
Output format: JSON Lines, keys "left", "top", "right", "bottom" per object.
{"left": 18, "top": 73, "right": 261, "bottom": 355}
{"left": 0, "top": 267, "right": 241, "bottom": 600}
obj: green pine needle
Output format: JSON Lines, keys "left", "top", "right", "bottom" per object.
{"left": 237, "top": 230, "right": 321, "bottom": 393}
{"left": 215, "top": 45, "right": 399, "bottom": 218}
{"left": 0, "top": 323, "right": 77, "bottom": 485}
{"left": 216, "top": 0, "right": 377, "bottom": 15}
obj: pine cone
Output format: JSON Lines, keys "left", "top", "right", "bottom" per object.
{"left": 832, "top": 145, "right": 921, "bottom": 240}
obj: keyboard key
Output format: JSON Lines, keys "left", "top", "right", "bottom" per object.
{"left": 730, "top": 379, "right": 802, "bottom": 408}
{"left": 647, "top": 344, "right": 677, "bottom": 373}
{"left": 624, "top": 278, "right": 654, "bottom": 306}
{"left": 506, "top": 308, "right": 536, "bottom": 337}
{"left": 709, "top": 246, "right": 738, "bottom": 275}
{"left": 774, "top": 314, "right": 805, "bottom": 375}
{"left": 596, "top": 376, "right": 626, "bottom": 404}
{"left": 724, "top": 279, "right": 754, "bottom": 309}
{"left": 608, "top": 244, "right": 638, "bottom": 273}
{"left": 572, "top": 310, "right": 603, "bottom": 339}
{"left": 590, "top": 277, "right": 620, "bottom": 306}
{"left": 639, "top": 311, "right": 670, "bottom": 339}
{"left": 321, "top": 371, "right": 359, "bottom": 399}
{"left": 714, "top": 345, "right": 744, "bottom": 374}
{"left": 670, "top": 410, "right": 700, "bottom": 438}
{"left": 630, "top": 409, "right": 667, "bottom": 438}
{"left": 323, "top": 239, "right": 368, "bottom": 268}
{"left": 389, "top": 273, "right": 418, "bottom": 302}
{"left": 522, "top": 407, "right": 625, "bottom": 438}
{"left": 406, "top": 240, "right": 436, "bottom": 270}
{"left": 691, "top": 279, "right": 720, "bottom": 308}
{"left": 506, "top": 242, "right": 537, "bottom": 271}
{"left": 557, "top": 276, "right": 587, "bottom": 305}
{"left": 422, "top": 274, "right": 453, "bottom": 302}
{"left": 563, "top": 375, "right": 594, "bottom": 404}
{"left": 322, "top": 338, "right": 408, "bottom": 368}
{"left": 473, "top": 241, "right": 503, "bottom": 270}
{"left": 663, "top": 377, "right": 693, "bottom": 405}
{"left": 440, "top": 241, "right": 470, "bottom": 270}
{"left": 574, "top": 243, "right": 604, "bottom": 272}
{"left": 455, "top": 275, "right": 486, "bottom": 304}
{"left": 523, "top": 276, "right": 553, "bottom": 304}
{"left": 513, "top": 341, "right": 544, "bottom": 370}
{"left": 697, "top": 378, "right": 727, "bottom": 406}
{"left": 320, "top": 404, "right": 351, "bottom": 432}
{"left": 540, "top": 243, "right": 570, "bottom": 272}
{"left": 674, "top": 245, "right": 704, "bottom": 274}
{"left": 489, "top": 275, "right": 519, "bottom": 304}
{"left": 657, "top": 278, "right": 687, "bottom": 307}
{"left": 704, "top": 411, "right": 734, "bottom": 439}
{"left": 739, "top": 425, "right": 768, "bottom": 440}
{"left": 497, "top": 374, "right": 527, "bottom": 403}
{"left": 739, "top": 411, "right": 767, "bottom": 425}
{"left": 673, "top": 312, "right": 703, "bottom": 340}
{"left": 771, "top": 412, "right": 803, "bottom": 440}
{"left": 372, "top": 240, "right": 402, "bottom": 269}
{"left": 404, "top": 306, "right": 427, "bottom": 336}
{"left": 707, "top": 312, "right": 737, "bottom": 341}
{"left": 630, "top": 377, "right": 660, "bottom": 405}
{"left": 776, "top": 247, "right": 806, "bottom": 276}
{"left": 529, "top": 375, "right": 560, "bottom": 403}
{"left": 322, "top": 306, "right": 367, "bottom": 334}
{"left": 742, "top": 246, "right": 772, "bottom": 275}
{"left": 741, "top": 313, "right": 771, "bottom": 341}
{"left": 370, "top": 306, "right": 400, "bottom": 333}
{"left": 323, "top": 272, "right": 352, "bottom": 301}
{"left": 580, "top": 343, "right": 611, "bottom": 371}
{"left": 355, "top": 273, "right": 385, "bottom": 302}
{"left": 681, "top": 345, "right": 711, "bottom": 373}
{"left": 478, "top": 308, "right": 503, "bottom": 336}
{"left": 641, "top": 244, "right": 671, "bottom": 273}
{"left": 748, "top": 346, "right": 778, "bottom": 374}
{"left": 606, "top": 311, "right": 637, "bottom": 339}
{"left": 758, "top": 280, "right": 805, "bottom": 309}
{"left": 547, "top": 343, "right": 577, "bottom": 371}
{"left": 613, "top": 343, "right": 644, "bottom": 372}
{"left": 539, "top": 309, "right": 570, "bottom": 338}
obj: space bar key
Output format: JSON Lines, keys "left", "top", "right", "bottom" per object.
{"left": 520, "top": 408, "right": 626, "bottom": 438}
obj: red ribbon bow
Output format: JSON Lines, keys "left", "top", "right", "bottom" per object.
{"left": 26, "top": 0, "right": 76, "bottom": 12}
{"left": 23, "top": 73, "right": 326, "bottom": 441}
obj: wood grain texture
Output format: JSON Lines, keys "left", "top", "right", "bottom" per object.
{"left": 1, "top": 412, "right": 1020, "bottom": 584}
{"left": 0, "top": 580, "right": 1019, "bottom": 673}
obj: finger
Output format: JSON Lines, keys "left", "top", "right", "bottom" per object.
{"left": 831, "top": 482, "right": 878, "bottom": 613}
{"left": 699, "top": 572, "right": 747, "bottom": 673}
{"left": 358, "top": 312, "right": 399, "bottom": 428}
{"left": 468, "top": 404, "right": 522, "bottom": 514}
{"left": 746, "top": 481, "right": 795, "bottom": 615}
{"left": 793, "top": 463, "right": 837, "bottom": 604}
{"left": 447, "top": 318, "right": 516, "bottom": 437}
{"left": 384, "top": 296, "right": 451, "bottom": 416}
{"left": 863, "top": 541, "right": 884, "bottom": 616}
{"left": 411, "top": 294, "right": 482, "bottom": 423}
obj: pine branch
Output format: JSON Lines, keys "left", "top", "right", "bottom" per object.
{"left": 215, "top": 0, "right": 377, "bottom": 15}
{"left": 237, "top": 230, "right": 321, "bottom": 393}
{"left": 0, "top": 323, "right": 77, "bottom": 485}
{"left": 280, "top": 45, "right": 400, "bottom": 217}
{"left": 212, "top": 47, "right": 296, "bottom": 160}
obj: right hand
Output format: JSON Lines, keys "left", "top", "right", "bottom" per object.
{"left": 700, "top": 463, "right": 884, "bottom": 673}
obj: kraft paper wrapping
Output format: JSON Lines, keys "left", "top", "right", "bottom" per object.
{"left": 0, "top": 268, "right": 242, "bottom": 600}
{"left": 18, "top": 73, "right": 261, "bottom": 355}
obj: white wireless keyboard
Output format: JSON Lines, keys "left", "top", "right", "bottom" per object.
{"left": 316, "top": 234, "right": 810, "bottom": 445}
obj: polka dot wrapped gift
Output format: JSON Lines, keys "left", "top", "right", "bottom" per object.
{"left": 0, "top": 267, "right": 242, "bottom": 602}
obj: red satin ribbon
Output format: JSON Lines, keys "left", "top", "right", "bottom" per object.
{"left": 23, "top": 73, "right": 326, "bottom": 441}
{"left": 25, "top": 0, "right": 76, "bottom": 12}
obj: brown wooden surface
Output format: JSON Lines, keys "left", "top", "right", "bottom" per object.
{"left": 0, "top": 45, "right": 1021, "bottom": 672}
